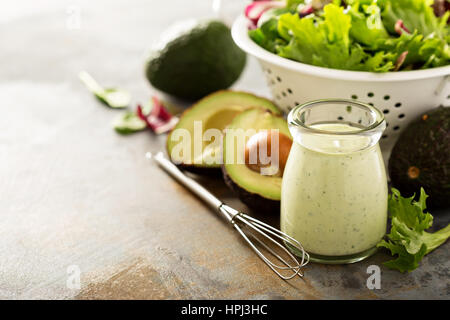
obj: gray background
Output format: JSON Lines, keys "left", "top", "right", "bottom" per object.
{"left": 0, "top": 0, "right": 448, "bottom": 299}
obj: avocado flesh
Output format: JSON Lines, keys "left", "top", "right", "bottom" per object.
{"left": 192, "top": 105, "right": 242, "bottom": 165}
{"left": 389, "top": 106, "right": 450, "bottom": 209}
{"left": 145, "top": 20, "right": 246, "bottom": 100}
{"left": 223, "top": 108, "right": 291, "bottom": 211}
{"left": 167, "top": 91, "right": 281, "bottom": 170}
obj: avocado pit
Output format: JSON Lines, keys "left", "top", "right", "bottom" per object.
{"left": 222, "top": 108, "right": 292, "bottom": 213}
{"left": 244, "top": 130, "right": 292, "bottom": 177}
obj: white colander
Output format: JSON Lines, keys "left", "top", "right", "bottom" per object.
{"left": 232, "top": 15, "right": 450, "bottom": 156}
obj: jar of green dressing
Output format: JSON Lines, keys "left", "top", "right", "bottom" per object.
{"left": 281, "top": 99, "right": 388, "bottom": 264}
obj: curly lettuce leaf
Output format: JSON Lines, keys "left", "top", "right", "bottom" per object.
{"left": 348, "top": 1, "right": 390, "bottom": 46}
{"left": 380, "top": 0, "right": 449, "bottom": 38}
{"left": 249, "top": 18, "right": 282, "bottom": 53}
{"left": 379, "top": 31, "right": 449, "bottom": 69}
{"left": 377, "top": 188, "right": 450, "bottom": 273}
{"left": 349, "top": 0, "right": 449, "bottom": 69}
{"left": 277, "top": 4, "right": 394, "bottom": 71}
{"left": 378, "top": 241, "right": 427, "bottom": 273}
{"left": 248, "top": 7, "right": 292, "bottom": 54}
{"left": 248, "top": 0, "right": 449, "bottom": 72}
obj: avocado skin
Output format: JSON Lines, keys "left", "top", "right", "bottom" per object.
{"left": 146, "top": 21, "right": 246, "bottom": 100}
{"left": 222, "top": 165, "right": 280, "bottom": 214}
{"left": 388, "top": 106, "right": 450, "bottom": 209}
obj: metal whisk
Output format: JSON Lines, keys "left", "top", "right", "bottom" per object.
{"left": 147, "top": 152, "right": 309, "bottom": 280}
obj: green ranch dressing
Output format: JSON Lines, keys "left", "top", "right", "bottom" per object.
{"left": 281, "top": 123, "right": 388, "bottom": 257}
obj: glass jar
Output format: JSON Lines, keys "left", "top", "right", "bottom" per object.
{"left": 281, "top": 99, "right": 388, "bottom": 264}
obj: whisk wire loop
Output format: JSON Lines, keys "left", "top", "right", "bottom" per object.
{"left": 239, "top": 213, "right": 310, "bottom": 268}
{"left": 231, "top": 211, "right": 308, "bottom": 280}
{"left": 232, "top": 223, "right": 301, "bottom": 280}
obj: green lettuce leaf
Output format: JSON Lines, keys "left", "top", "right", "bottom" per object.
{"left": 286, "top": 0, "right": 305, "bottom": 8}
{"left": 249, "top": 18, "right": 282, "bottom": 53}
{"left": 277, "top": 4, "right": 394, "bottom": 71}
{"left": 248, "top": 7, "right": 292, "bottom": 54}
{"left": 113, "top": 111, "right": 147, "bottom": 135}
{"left": 377, "top": 188, "right": 450, "bottom": 272}
{"left": 349, "top": 0, "right": 449, "bottom": 69}
{"left": 379, "top": 31, "right": 449, "bottom": 69}
{"left": 380, "top": 0, "right": 449, "bottom": 38}
{"left": 248, "top": 0, "right": 449, "bottom": 72}
{"left": 348, "top": 1, "right": 390, "bottom": 46}
{"left": 378, "top": 240, "right": 427, "bottom": 273}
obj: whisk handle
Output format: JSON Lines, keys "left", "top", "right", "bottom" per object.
{"left": 151, "top": 152, "right": 223, "bottom": 210}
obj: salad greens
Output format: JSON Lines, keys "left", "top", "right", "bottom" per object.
{"left": 380, "top": 0, "right": 448, "bottom": 37}
{"left": 248, "top": 0, "right": 450, "bottom": 72}
{"left": 113, "top": 97, "right": 179, "bottom": 135}
{"left": 79, "top": 71, "right": 131, "bottom": 108}
{"left": 112, "top": 111, "right": 147, "bottom": 134}
{"left": 276, "top": 4, "right": 395, "bottom": 71}
{"left": 378, "top": 188, "right": 450, "bottom": 272}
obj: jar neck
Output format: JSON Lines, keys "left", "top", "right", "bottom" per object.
{"left": 288, "top": 99, "right": 386, "bottom": 154}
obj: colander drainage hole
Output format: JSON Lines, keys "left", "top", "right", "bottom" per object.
{"left": 287, "top": 88, "right": 293, "bottom": 94}
{"left": 368, "top": 103, "right": 374, "bottom": 106}
{"left": 337, "top": 116, "right": 344, "bottom": 120}
{"left": 395, "top": 102, "right": 402, "bottom": 108}
{"left": 393, "top": 126, "right": 400, "bottom": 131}
{"left": 384, "top": 95, "right": 390, "bottom": 100}
{"left": 398, "top": 113, "right": 405, "bottom": 119}
{"left": 351, "top": 94, "right": 358, "bottom": 100}
{"left": 282, "top": 91, "right": 287, "bottom": 97}
{"left": 383, "top": 109, "right": 389, "bottom": 114}
{"left": 368, "top": 92, "right": 374, "bottom": 97}
{"left": 382, "top": 134, "right": 388, "bottom": 139}
{"left": 276, "top": 76, "right": 282, "bottom": 82}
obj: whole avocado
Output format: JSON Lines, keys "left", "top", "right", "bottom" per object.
{"left": 145, "top": 20, "right": 246, "bottom": 100}
{"left": 389, "top": 107, "right": 450, "bottom": 209}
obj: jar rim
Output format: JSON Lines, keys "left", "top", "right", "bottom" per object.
{"left": 288, "top": 99, "right": 385, "bottom": 136}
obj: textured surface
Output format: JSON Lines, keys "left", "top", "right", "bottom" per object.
{"left": 0, "top": 0, "right": 448, "bottom": 300}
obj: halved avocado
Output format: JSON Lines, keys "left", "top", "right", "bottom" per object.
{"left": 166, "top": 91, "right": 280, "bottom": 172}
{"left": 222, "top": 108, "right": 291, "bottom": 213}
